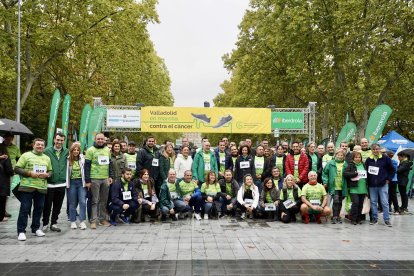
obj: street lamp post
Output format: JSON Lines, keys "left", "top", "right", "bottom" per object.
{"left": 16, "top": 0, "right": 21, "bottom": 147}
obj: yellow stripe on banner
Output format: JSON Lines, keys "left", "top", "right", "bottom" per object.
{"left": 141, "top": 107, "right": 271, "bottom": 134}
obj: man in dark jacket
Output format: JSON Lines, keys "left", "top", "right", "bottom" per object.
{"left": 365, "top": 144, "right": 395, "bottom": 227}
{"left": 136, "top": 136, "right": 160, "bottom": 193}
{"left": 108, "top": 168, "right": 138, "bottom": 225}
{"left": 218, "top": 170, "right": 239, "bottom": 216}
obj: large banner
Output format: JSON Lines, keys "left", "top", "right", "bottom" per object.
{"left": 79, "top": 104, "right": 92, "bottom": 152}
{"left": 335, "top": 122, "right": 357, "bottom": 148}
{"left": 47, "top": 89, "right": 61, "bottom": 147}
{"left": 106, "top": 109, "right": 141, "bottom": 128}
{"left": 365, "top": 104, "right": 392, "bottom": 146}
{"left": 61, "top": 94, "right": 71, "bottom": 148}
{"left": 141, "top": 107, "right": 271, "bottom": 133}
{"left": 87, "top": 107, "right": 106, "bottom": 147}
{"left": 271, "top": 112, "right": 304, "bottom": 130}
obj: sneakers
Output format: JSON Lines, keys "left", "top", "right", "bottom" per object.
{"left": 79, "top": 221, "right": 87, "bottom": 230}
{"left": 100, "top": 220, "right": 111, "bottom": 226}
{"left": 171, "top": 214, "right": 178, "bottom": 221}
{"left": 70, "top": 222, "right": 77, "bottom": 229}
{"left": 203, "top": 214, "right": 209, "bottom": 220}
{"left": 385, "top": 221, "right": 392, "bottom": 227}
{"left": 161, "top": 215, "right": 167, "bottom": 222}
{"left": 119, "top": 215, "right": 130, "bottom": 224}
{"left": 370, "top": 219, "right": 378, "bottom": 225}
{"left": 17, "top": 233, "right": 26, "bottom": 241}
{"left": 240, "top": 212, "right": 246, "bottom": 220}
{"left": 50, "top": 224, "right": 61, "bottom": 232}
{"left": 331, "top": 217, "right": 338, "bottom": 224}
{"left": 219, "top": 213, "right": 226, "bottom": 219}
{"left": 33, "top": 229, "right": 45, "bottom": 237}
{"left": 191, "top": 113, "right": 211, "bottom": 124}
{"left": 194, "top": 213, "right": 202, "bottom": 221}
{"left": 212, "top": 115, "right": 233, "bottom": 128}
{"left": 42, "top": 225, "right": 49, "bottom": 232}
{"left": 352, "top": 220, "right": 357, "bottom": 225}
{"left": 90, "top": 222, "right": 97, "bottom": 229}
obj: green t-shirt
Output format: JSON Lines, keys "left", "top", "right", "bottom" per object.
{"left": 85, "top": 146, "right": 111, "bottom": 179}
{"left": 226, "top": 182, "right": 233, "bottom": 197}
{"left": 322, "top": 153, "right": 333, "bottom": 168}
{"left": 71, "top": 160, "right": 82, "bottom": 179}
{"left": 350, "top": 163, "right": 368, "bottom": 194}
{"left": 255, "top": 156, "right": 264, "bottom": 175}
{"left": 16, "top": 151, "right": 52, "bottom": 190}
{"left": 275, "top": 156, "right": 284, "bottom": 176}
{"left": 265, "top": 191, "right": 273, "bottom": 203}
{"left": 179, "top": 180, "right": 198, "bottom": 197}
{"left": 309, "top": 153, "right": 318, "bottom": 173}
{"left": 360, "top": 149, "right": 372, "bottom": 163}
{"left": 167, "top": 182, "right": 176, "bottom": 192}
{"left": 169, "top": 157, "right": 174, "bottom": 168}
{"left": 219, "top": 152, "right": 226, "bottom": 173}
{"left": 232, "top": 157, "right": 237, "bottom": 171}
{"left": 6, "top": 144, "right": 21, "bottom": 168}
{"left": 203, "top": 152, "right": 211, "bottom": 178}
{"left": 201, "top": 182, "right": 220, "bottom": 196}
{"left": 280, "top": 187, "right": 302, "bottom": 201}
{"left": 301, "top": 183, "right": 326, "bottom": 202}
{"left": 335, "top": 161, "right": 344, "bottom": 190}
{"left": 124, "top": 153, "right": 137, "bottom": 175}
{"left": 293, "top": 154, "right": 300, "bottom": 179}
{"left": 121, "top": 178, "right": 129, "bottom": 191}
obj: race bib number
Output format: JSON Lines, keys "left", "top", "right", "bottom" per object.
{"left": 264, "top": 203, "right": 276, "bottom": 211}
{"left": 255, "top": 162, "right": 264, "bottom": 169}
{"left": 128, "top": 162, "right": 136, "bottom": 169}
{"left": 368, "top": 166, "right": 379, "bottom": 175}
{"left": 358, "top": 170, "right": 367, "bottom": 179}
{"left": 33, "top": 164, "right": 47, "bottom": 174}
{"left": 220, "top": 157, "right": 225, "bottom": 165}
{"left": 152, "top": 158, "right": 159, "bottom": 167}
{"left": 122, "top": 191, "right": 132, "bottom": 200}
{"left": 143, "top": 189, "right": 149, "bottom": 198}
{"left": 204, "top": 163, "right": 211, "bottom": 171}
{"left": 170, "top": 192, "right": 178, "bottom": 200}
{"left": 98, "top": 156, "right": 109, "bottom": 165}
{"left": 244, "top": 198, "right": 254, "bottom": 206}
{"left": 310, "top": 199, "right": 321, "bottom": 206}
{"left": 283, "top": 199, "right": 295, "bottom": 209}
{"left": 240, "top": 161, "right": 250, "bottom": 169}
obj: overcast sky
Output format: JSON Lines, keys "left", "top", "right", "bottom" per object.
{"left": 148, "top": 0, "right": 250, "bottom": 107}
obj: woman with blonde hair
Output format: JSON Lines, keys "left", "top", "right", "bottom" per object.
{"left": 236, "top": 174, "right": 259, "bottom": 219}
{"left": 158, "top": 143, "right": 176, "bottom": 187}
{"left": 278, "top": 174, "right": 302, "bottom": 223}
{"left": 66, "top": 142, "right": 87, "bottom": 230}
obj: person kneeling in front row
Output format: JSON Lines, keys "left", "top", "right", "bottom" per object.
{"left": 236, "top": 174, "right": 259, "bottom": 219}
{"left": 300, "top": 171, "right": 331, "bottom": 224}
{"left": 278, "top": 174, "right": 302, "bottom": 223}
{"left": 108, "top": 168, "right": 138, "bottom": 225}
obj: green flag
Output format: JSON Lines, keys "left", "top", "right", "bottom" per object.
{"left": 79, "top": 104, "right": 92, "bottom": 152}
{"left": 61, "top": 94, "right": 71, "bottom": 148}
{"left": 87, "top": 107, "right": 106, "bottom": 147}
{"left": 336, "top": 122, "right": 357, "bottom": 148}
{"left": 47, "top": 89, "right": 61, "bottom": 147}
{"left": 365, "top": 104, "right": 393, "bottom": 146}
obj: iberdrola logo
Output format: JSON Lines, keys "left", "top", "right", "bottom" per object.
{"left": 276, "top": 118, "right": 282, "bottom": 123}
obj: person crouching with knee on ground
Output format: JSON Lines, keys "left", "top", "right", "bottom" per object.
{"left": 300, "top": 171, "right": 331, "bottom": 224}
{"left": 278, "top": 174, "right": 302, "bottom": 223}
{"left": 236, "top": 174, "right": 259, "bottom": 219}
{"left": 108, "top": 168, "right": 138, "bottom": 225}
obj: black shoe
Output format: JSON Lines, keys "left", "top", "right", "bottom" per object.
{"left": 161, "top": 215, "right": 167, "bottom": 222}
{"left": 352, "top": 220, "right": 357, "bottom": 225}
{"left": 4, "top": 212, "right": 11, "bottom": 218}
{"left": 369, "top": 219, "right": 378, "bottom": 225}
{"left": 191, "top": 113, "right": 211, "bottom": 124}
{"left": 212, "top": 115, "right": 233, "bottom": 128}
{"left": 385, "top": 221, "right": 392, "bottom": 227}
{"left": 171, "top": 214, "right": 177, "bottom": 221}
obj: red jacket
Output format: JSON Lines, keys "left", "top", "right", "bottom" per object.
{"left": 285, "top": 153, "right": 309, "bottom": 183}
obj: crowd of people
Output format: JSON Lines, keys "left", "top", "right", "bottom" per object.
{"left": 0, "top": 133, "right": 412, "bottom": 241}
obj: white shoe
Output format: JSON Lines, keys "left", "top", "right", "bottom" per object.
{"left": 18, "top": 233, "right": 26, "bottom": 241}
{"left": 42, "top": 225, "right": 48, "bottom": 231}
{"left": 33, "top": 229, "right": 45, "bottom": 237}
{"left": 194, "top": 213, "right": 202, "bottom": 221}
{"left": 203, "top": 214, "right": 209, "bottom": 220}
{"left": 79, "top": 221, "right": 87, "bottom": 230}
{"left": 71, "top": 222, "right": 77, "bottom": 229}
{"left": 240, "top": 213, "right": 246, "bottom": 220}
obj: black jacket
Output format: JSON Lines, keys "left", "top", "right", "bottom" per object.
{"left": 136, "top": 145, "right": 160, "bottom": 182}
{"left": 234, "top": 155, "right": 256, "bottom": 183}
{"left": 218, "top": 178, "right": 239, "bottom": 198}
{"left": 0, "top": 157, "right": 14, "bottom": 196}
{"left": 343, "top": 161, "right": 363, "bottom": 188}
{"left": 397, "top": 160, "right": 413, "bottom": 186}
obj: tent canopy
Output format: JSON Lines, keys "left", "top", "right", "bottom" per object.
{"left": 377, "top": 131, "right": 414, "bottom": 152}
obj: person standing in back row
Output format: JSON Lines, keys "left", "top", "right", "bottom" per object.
{"left": 136, "top": 136, "right": 161, "bottom": 194}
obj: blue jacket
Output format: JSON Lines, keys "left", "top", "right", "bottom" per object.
{"left": 365, "top": 154, "right": 395, "bottom": 187}
{"left": 109, "top": 178, "right": 138, "bottom": 207}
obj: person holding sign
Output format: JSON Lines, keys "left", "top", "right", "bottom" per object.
{"left": 322, "top": 149, "right": 348, "bottom": 224}
{"left": 365, "top": 144, "right": 395, "bottom": 227}
{"left": 236, "top": 174, "right": 259, "bottom": 219}
{"left": 200, "top": 171, "right": 222, "bottom": 219}
{"left": 258, "top": 177, "right": 280, "bottom": 219}
{"left": 192, "top": 142, "right": 218, "bottom": 186}
{"left": 285, "top": 142, "right": 309, "bottom": 189}
{"left": 132, "top": 169, "right": 159, "bottom": 223}
{"left": 110, "top": 142, "right": 127, "bottom": 180}
{"left": 84, "top": 133, "right": 114, "bottom": 229}
{"left": 300, "top": 171, "right": 331, "bottom": 224}
{"left": 15, "top": 138, "right": 52, "bottom": 241}
{"left": 218, "top": 170, "right": 239, "bottom": 217}
{"left": 343, "top": 151, "right": 368, "bottom": 225}
{"left": 278, "top": 174, "right": 302, "bottom": 223}
{"left": 108, "top": 168, "right": 138, "bottom": 226}
{"left": 234, "top": 145, "right": 256, "bottom": 185}
{"left": 124, "top": 141, "right": 138, "bottom": 177}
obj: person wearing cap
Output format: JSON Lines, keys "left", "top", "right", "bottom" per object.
{"left": 124, "top": 141, "right": 138, "bottom": 177}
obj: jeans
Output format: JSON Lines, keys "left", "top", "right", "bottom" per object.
{"left": 91, "top": 179, "right": 109, "bottom": 222}
{"left": 173, "top": 199, "right": 191, "bottom": 213}
{"left": 17, "top": 191, "right": 46, "bottom": 234}
{"left": 42, "top": 186, "right": 66, "bottom": 226}
{"left": 369, "top": 185, "right": 390, "bottom": 222}
{"left": 218, "top": 197, "right": 237, "bottom": 213}
{"left": 189, "top": 194, "right": 203, "bottom": 214}
{"left": 68, "top": 179, "right": 87, "bottom": 222}
{"left": 108, "top": 200, "right": 138, "bottom": 218}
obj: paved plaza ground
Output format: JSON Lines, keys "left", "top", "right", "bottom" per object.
{"left": 1, "top": 196, "right": 414, "bottom": 275}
